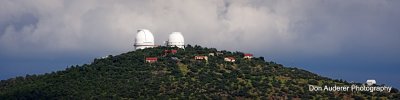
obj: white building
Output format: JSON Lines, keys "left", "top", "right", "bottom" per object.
{"left": 224, "top": 57, "right": 236, "bottom": 62}
{"left": 134, "top": 29, "right": 155, "bottom": 50}
{"left": 208, "top": 53, "right": 215, "bottom": 56}
{"left": 194, "top": 56, "right": 208, "bottom": 61}
{"left": 167, "top": 32, "right": 185, "bottom": 48}
{"left": 366, "top": 79, "right": 376, "bottom": 86}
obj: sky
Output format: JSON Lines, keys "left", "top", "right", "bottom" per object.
{"left": 0, "top": 0, "right": 399, "bottom": 88}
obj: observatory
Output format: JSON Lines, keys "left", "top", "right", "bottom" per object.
{"left": 134, "top": 29, "right": 155, "bottom": 50}
{"left": 366, "top": 79, "right": 376, "bottom": 86}
{"left": 167, "top": 32, "right": 185, "bottom": 48}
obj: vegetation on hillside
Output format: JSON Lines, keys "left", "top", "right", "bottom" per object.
{"left": 0, "top": 45, "right": 399, "bottom": 99}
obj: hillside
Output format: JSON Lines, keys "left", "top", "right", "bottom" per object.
{"left": 0, "top": 45, "right": 399, "bottom": 99}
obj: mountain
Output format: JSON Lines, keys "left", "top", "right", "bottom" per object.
{"left": 0, "top": 45, "right": 399, "bottom": 99}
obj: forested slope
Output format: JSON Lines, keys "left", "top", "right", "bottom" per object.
{"left": 0, "top": 45, "right": 399, "bottom": 99}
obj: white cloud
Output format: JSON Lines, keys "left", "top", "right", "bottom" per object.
{"left": 0, "top": 0, "right": 399, "bottom": 58}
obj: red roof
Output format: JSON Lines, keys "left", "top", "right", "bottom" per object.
{"left": 171, "top": 50, "right": 177, "bottom": 53}
{"left": 244, "top": 54, "right": 253, "bottom": 56}
{"left": 146, "top": 57, "right": 158, "bottom": 60}
{"left": 164, "top": 50, "right": 178, "bottom": 54}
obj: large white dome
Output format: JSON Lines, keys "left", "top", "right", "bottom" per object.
{"left": 134, "top": 29, "right": 155, "bottom": 50}
{"left": 167, "top": 32, "right": 184, "bottom": 48}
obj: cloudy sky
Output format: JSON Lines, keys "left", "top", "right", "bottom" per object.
{"left": 0, "top": 0, "right": 399, "bottom": 87}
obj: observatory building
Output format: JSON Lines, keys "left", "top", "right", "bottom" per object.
{"left": 134, "top": 29, "right": 155, "bottom": 50}
{"left": 167, "top": 32, "right": 185, "bottom": 48}
{"left": 366, "top": 79, "right": 376, "bottom": 86}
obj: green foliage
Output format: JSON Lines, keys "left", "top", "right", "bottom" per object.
{"left": 0, "top": 45, "right": 398, "bottom": 99}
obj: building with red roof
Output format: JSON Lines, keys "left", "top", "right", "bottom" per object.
{"left": 224, "top": 57, "right": 236, "bottom": 62}
{"left": 244, "top": 53, "right": 253, "bottom": 59}
{"left": 145, "top": 57, "right": 158, "bottom": 63}
{"left": 194, "top": 56, "right": 208, "bottom": 61}
{"left": 164, "top": 50, "right": 178, "bottom": 56}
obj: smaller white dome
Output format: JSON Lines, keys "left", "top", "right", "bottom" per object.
{"left": 366, "top": 79, "right": 376, "bottom": 86}
{"left": 167, "top": 32, "right": 184, "bottom": 48}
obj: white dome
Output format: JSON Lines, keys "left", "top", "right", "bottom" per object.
{"left": 167, "top": 32, "right": 184, "bottom": 48}
{"left": 134, "top": 29, "right": 155, "bottom": 49}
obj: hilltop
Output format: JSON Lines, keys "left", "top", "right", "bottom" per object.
{"left": 0, "top": 45, "right": 399, "bottom": 99}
